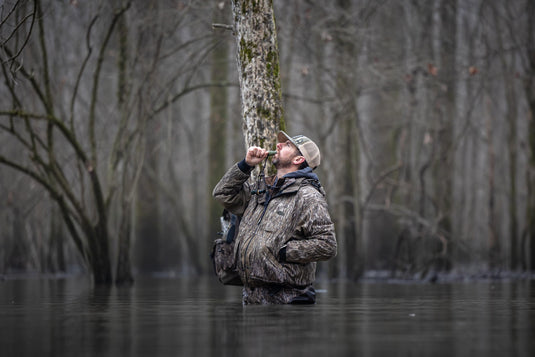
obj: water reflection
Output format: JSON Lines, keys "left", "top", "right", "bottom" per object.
{"left": 1, "top": 276, "right": 533, "bottom": 356}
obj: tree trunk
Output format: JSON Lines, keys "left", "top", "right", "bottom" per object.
{"left": 48, "top": 206, "right": 66, "bottom": 273}
{"left": 231, "top": 0, "right": 284, "bottom": 156}
{"left": 525, "top": 0, "right": 535, "bottom": 271}
{"left": 114, "top": 6, "right": 134, "bottom": 286}
{"left": 7, "top": 205, "right": 26, "bottom": 271}
{"left": 486, "top": 105, "right": 500, "bottom": 268}
{"left": 116, "top": 207, "right": 134, "bottom": 285}
{"left": 334, "top": 0, "right": 361, "bottom": 279}
{"left": 91, "top": 221, "right": 113, "bottom": 285}
{"left": 491, "top": 3, "right": 519, "bottom": 270}
{"left": 432, "top": 0, "right": 455, "bottom": 273}
{"left": 209, "top": 3, "right": 230, "bottom": 242}
{"left": 135, "top": 145, "right": 161, "bottom": 272}
{"left": 134, "top": 0, "right": 162, "bottom": 274}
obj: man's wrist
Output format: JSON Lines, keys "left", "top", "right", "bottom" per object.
{"left": 238, "top": 158, "right": 254, "bottom": 174}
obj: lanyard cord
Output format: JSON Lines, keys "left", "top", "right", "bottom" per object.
{"left": 251, "top": 157, "right": 268, "bottom": 195}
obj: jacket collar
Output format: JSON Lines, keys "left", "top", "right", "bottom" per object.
{"left": 257, "top": 168, "right": 322, "bottom": 205}
{"left": 282, "top": 167, "right": 319, "bottom": 181}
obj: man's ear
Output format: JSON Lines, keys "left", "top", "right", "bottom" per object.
{"left": 293, "top": 156, "right": 306, "bottom": 166}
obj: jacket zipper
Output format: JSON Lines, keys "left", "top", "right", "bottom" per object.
{"left": 242, "top": 191, "right": 271, "bottom": 285}
{"left": 241, "top": 187, "right": 295, "bottom": 285}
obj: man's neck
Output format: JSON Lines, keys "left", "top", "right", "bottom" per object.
{"left": 276, "top": 167, "right": 297, "bottom": 179}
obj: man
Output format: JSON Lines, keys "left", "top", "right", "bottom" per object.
{"left": 213, "top": 131, "right": 337, "bottom": 304}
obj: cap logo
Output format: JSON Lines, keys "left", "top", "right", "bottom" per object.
{"left": 291, "top": 135, "right": 309, "bottom": 145}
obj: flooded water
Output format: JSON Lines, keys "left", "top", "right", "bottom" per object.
{"left": 1, "top": 276, "right": 533, "bottom": 357}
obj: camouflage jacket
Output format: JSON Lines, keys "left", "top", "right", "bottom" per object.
{"left": 213, "top": 162, "right": 337, "bottom": 288}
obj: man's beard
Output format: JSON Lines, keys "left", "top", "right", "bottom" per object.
{"left": 273, "top": 157, "right": 293, "bottom": 170}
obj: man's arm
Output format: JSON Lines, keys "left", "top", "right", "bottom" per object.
{"left": 212, "top": 163, "right": 252, "bottom": 216}
{"left": 212, "top": 146, "right": 269, "bottom": 216}
{"left": 282, "top": 191, "right": 337, "bottom": 264}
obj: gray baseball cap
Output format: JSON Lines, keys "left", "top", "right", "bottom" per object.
{"left": 277, "top": 131, "right": 321, "bottom": 169}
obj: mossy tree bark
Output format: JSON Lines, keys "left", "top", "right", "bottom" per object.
{"left": 231, "top": 0, "right": 285, "bottom": 168}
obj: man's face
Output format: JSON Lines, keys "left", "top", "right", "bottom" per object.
{"left": 273, "top": 140, "right": 301, "bottom": 169}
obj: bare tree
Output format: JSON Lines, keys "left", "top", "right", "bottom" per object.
{"left": 0, "top": 0, "right": 130, "bottom": 284}
{"left": 0, "top": 0, "right": 227, "bottom": 283}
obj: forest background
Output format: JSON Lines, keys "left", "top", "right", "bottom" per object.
{"left": 1, "top": 0, "right": 534, "bottom": 284}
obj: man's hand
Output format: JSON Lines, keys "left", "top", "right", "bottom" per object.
{"left": 245, "top": 146, "right": 269, "bottom": 167}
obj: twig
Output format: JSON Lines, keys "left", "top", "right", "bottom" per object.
{"left": 212, "top": 23, "right": 234, "bottom": 32}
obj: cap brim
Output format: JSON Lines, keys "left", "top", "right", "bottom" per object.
{"left": 277, "top": 131, "right": 297, "bottom": 147}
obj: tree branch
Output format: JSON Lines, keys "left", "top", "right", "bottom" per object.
{"left": 150, "top": 82, "right": 237, "bottom": 118}
{"left": 89, "top": 1, "right": 131, "bottom": 166}
{"left": 0, "top": 1, "right": 36, "bottom": 66}
{"left": 212, "top": 23, "right": 234, "bottom": 32}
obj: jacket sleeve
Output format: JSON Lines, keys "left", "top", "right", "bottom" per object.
{"left": 212, "top": 163, "right": 253, "bottom": 217}
{"left": 284, "top": 188, "right": 337, "bottom": 264}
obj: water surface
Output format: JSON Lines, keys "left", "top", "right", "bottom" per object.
{"left": 1, "top": 276, "right": 533, "bottom": 356}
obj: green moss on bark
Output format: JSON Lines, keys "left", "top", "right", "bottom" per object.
{"left": 239, "top": 38, "right": 254, "bottom": 67}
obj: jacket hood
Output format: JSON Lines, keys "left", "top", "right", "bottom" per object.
{"left": 283, "top": 167, "right": 319, "bottom": 181}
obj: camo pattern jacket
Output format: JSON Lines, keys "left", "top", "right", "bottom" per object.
{"left": 213, "top": 163, "right": 337, "bottom": 289}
